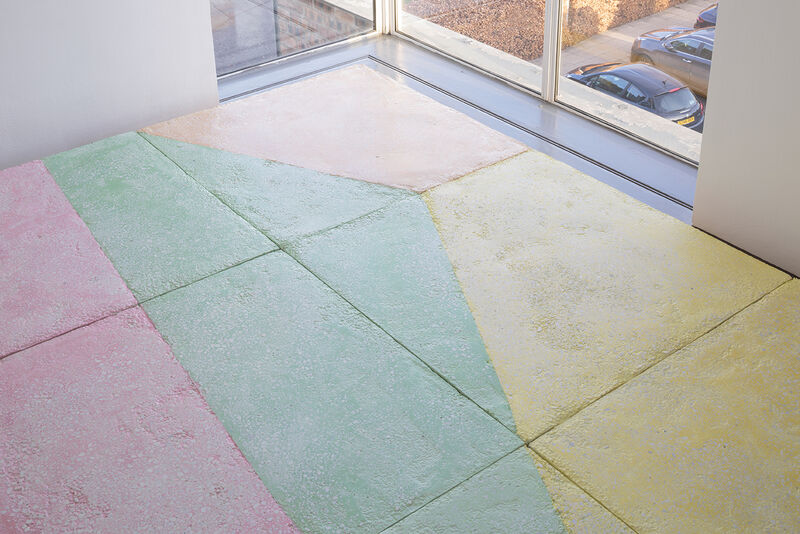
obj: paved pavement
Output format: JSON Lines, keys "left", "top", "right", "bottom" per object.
{"left": 534, "top": 0, "right": 711, "bottom": 73}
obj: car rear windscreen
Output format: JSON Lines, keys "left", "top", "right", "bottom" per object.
{"left": 654, "top": 88, "right": 697, "bottom": 113}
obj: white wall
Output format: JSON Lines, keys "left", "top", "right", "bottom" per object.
{"left": 0, "top": 0, "right": 218, "bottom": 170}
{"left": 693, "top": 1, "right": 800, "bottom": 276}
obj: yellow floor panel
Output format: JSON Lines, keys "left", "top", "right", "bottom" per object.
{"left": 533, "top": 279, "right": 799, "bottom": 532}
{"left": 530, "top": 450, "right": 635, "bottom": 534}
{"left": 424, "top": 150, "right": 789, "bottom": 441}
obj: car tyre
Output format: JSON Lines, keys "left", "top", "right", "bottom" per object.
{"left": 632, "top": 54, "right": 654, "bottom": 66}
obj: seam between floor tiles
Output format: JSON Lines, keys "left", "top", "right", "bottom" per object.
{"left": 525, "top": 276, "right": 794, "bottom": 444}
{"left": 137, "top": 132, "right": 280, "bottom": 248}
{"left": 135, "top": 241, "right": 524, "bottom": 529}
{"left": 124, "top": 142, "right": 529, "bottom": 522}
{"left": 0, "top": 303, "right": 139, "bottom": 363}
{"left": 291, "top": 196, "right": 414, "bottom": 245}
{"left": 139, "top": 133, "right": 517, "bottom": 434}
{"left": 116, "top": 141, "right": 525, "bottom": 524}
{"left": 373, "top": 56, "right": 695, "bottom": 213}
{"left": 135, "top": 250, "right": 280, "bottom": 306}
{"left": 420, "top": 148, "right": 532, "bottom": 194}
{"left": 0, "top": 250, "right": 279, "bottom": 364}
{"left": 289, "top": 254, "right": 520, "bottom": 434}
{"left": 525, "top": 279, "right": 795, "bottom": 530}
{"left": 138, "top": 131, "right": 413, "bottom": 246}
{"left": 378, "top": 445, "right": 525, "bottom": 532}
{"left": 529, "top": 445, "right": 640, "bottom": 534}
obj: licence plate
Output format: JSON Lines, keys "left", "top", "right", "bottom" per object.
{"left": 678, "top": 116, "right": 696, "bottom": 125}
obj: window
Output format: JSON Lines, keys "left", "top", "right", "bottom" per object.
{"left": 625, "top": 84, "right": 649, "bottom": 106}
{"left": 394, "top": 0, "right": 720, "bottom": 163}
{"left": 211, "top": 0, "right": 375, "bottom": 76}
{"left": 396, "top": 0, "right": 545, "bottom": 92}
{"left": 670, "top": 38, "right": 703, "bottom": 58}
{"left": 210, "top": 0, "right": 721, "bottom": 166}
{"left": 555, "top": 0, "right": 713, "bottom": 163}
{"left": 211, "top": 0, "right": 723, "bottom": 166}
{"left": 592, "top": 74, "right": 630, "bottom": 97}
{"left": 654, "top": 88, "right": 697, "bottom": 114}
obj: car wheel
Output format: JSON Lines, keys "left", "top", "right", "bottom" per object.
{"left": 633, "top": 54, "right": 654, "bottom": 66}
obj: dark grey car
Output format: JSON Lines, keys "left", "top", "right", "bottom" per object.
{"left": 694, "top": 3, "right": 718, "bottom": 28}
{"left": 566, "top": 63, "right": 705, "bottom": 131}
{"left": 631, "top": 27, "right": 714, "bottom": 96}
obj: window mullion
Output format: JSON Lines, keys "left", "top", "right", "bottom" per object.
{"left": 541, "top": 0, "right": 563, "bottom": 102}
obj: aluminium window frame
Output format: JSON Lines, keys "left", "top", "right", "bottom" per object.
{"left": 387, "top": 0, "right": 701, "bottom": 167}
{"left": 214, "top": 0, "right": 701, "bottom": 168}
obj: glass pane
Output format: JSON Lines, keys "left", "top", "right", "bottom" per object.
{"left": 397, "top": 0, "right": 545, "bottom": 92}
{"left": 211, "top": 0, "right": 374, "bottom": 76}
{"left": 593, "top": 74, "right": 630, "bottom": 96}
{"left": 625, "top": 83, "right": 649, "bottom": 106}
{"left": 558, "top": 0, "right": 718, "bottom": 162}
{"left": 670, "top": 38, "right": 705, "bottom": 58}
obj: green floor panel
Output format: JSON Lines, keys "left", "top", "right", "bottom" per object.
{"left": 45, "top": 133, "right": 276, "bottom": 300}
{"left": 143, "top": 252, "right": 521, "bottom": 534}
{"left": 384, "top": 448, "right": 565, "bottom": 534}
{"left": 285, "top": 197, "right": 516, "bottom": 431}
{"left": 141, "top": 133, "right": 413, "bottom": 245}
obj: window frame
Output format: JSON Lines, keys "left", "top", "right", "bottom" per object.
{"left": 389, "top": 0, "right": 704, "bottom": 165}
{"left": 668, "top": 37, "right": 704, "bottom": 58}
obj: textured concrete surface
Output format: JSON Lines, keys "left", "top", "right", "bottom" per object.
{"left": 0, "top": 161, "right": 136, "bottom": 357}
{"left": 142, "top": 64, "right": 526, "bottom": 191}
{"left": 533, "top": 279, "right": 800, "bottom": 532}
{"left": 143, "top": 252, "right": 522, "bottom": 533}
{"left": 286, "top": 196, "right": 515, "bottom": 430}
{"left": 425, "top": 150, "right": 790, "bottom": 441}
{"left": 44, "top": 132, "right": 276, "bottom": 300}
{"left": 384, "top": 447, "right": 565, "bottom": 533}
{"left": 7, "top": 58, "right": 799, "bottom": 533}
{"left": 530, "top": 451, "right": 635, "bottom": 534}
{"left": 0, "top": 307, "right": 298, "bottom": 533}
{"left": 143, "top": 133, "right": 412, "bottom": 245}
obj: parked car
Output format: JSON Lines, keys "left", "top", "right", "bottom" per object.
{"left": 631, "top": 27, "right": 714, "bottom": 96}
{"left": 694, "top": 3, "right": 718, "bottom": 28}
{"left": 566, "top": 63, "right": 704, "bottom": 131}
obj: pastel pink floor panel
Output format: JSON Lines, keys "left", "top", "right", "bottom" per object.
{"left": 0, "top": 307, "right": 299, "bottom": 533}
{"left": 143, "top": 65, "right": 526, "bottom": 192}
{"left": 0, "top": 161, "right": 136, "bottom": 357}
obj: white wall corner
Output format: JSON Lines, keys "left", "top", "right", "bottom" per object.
{"left": 693, "top": 0, "right": 800, "bottom": 276}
